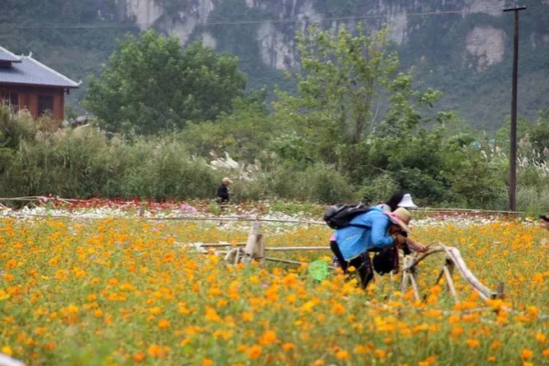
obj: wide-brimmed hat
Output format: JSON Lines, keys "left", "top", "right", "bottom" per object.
{"left": 222, "top": 177, "right": 233, "bottom": 184}
{"left": 398, "top": 193, "right": 418, "bottom": 209}
{"left": 387, "top": 207, "right": 412, "bottom": 232}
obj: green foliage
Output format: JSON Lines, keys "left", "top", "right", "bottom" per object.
{"left": 356, "top": 174, "right": 399, "bottom": 205}
{"left": 84, "top": 30, "right": 247, "bottom": 134}
{"left": 275, "top": 24, "right": 399, "bottom": 168}
{"left": 260, "top": 163, "right": 355, "bottom": 204}
{"left": 183, "top": 98, "right": 285, "bottom": 162}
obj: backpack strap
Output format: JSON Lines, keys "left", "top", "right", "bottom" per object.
{"left": 348, "top": 224, "right": 371, "bottom": 230}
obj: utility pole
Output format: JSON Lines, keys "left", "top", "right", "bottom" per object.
{"left": 503, "top": 5, "right": 526, "bottom": 212}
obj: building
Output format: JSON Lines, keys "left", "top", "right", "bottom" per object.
{"left": 0, "top": 46, "right": 80, "bottom": 120}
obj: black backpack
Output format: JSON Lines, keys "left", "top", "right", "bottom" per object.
{"left": 323, "top": 203, "right": 371, "bottom": 229}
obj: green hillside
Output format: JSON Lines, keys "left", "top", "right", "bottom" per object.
{"left": 1, "top": 0, "right": 548, "bottom": 130}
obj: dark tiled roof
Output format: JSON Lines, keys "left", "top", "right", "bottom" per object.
{"left": 0, "top": 54, "right": 80, "bottom": 88}
{"left": 0, "top": 46, "right": 22, "bottom": 63}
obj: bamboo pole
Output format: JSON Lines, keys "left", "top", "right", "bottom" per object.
{"left": 0, "top": 353, "right": 25, "bottom": 366}
{"left": 443, "top": 264, "right": 459, "bottom": 303}
{"left": 408, "top": 272, "right": 420, "bottom": 301}
{"left": 265, "top": 246, "right": 330, "bottom": 251}
{"left": 264, "top": 257, "right": 335, "bottom": 269}
{"left": 265, "top": 257, "right": 307, "bottom": 266}
{"left": 440, "top": 244, "right": 495, "bottom": 300}
{"left": 200, "top": 243, "right": 246, "bottom": 248}
{"left": 402, "top": 247, "right": 446, "bottom": 271}
{"left": 401, "top": 257, "right": 410, "bottom": 293}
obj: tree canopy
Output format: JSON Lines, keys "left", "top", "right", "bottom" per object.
{"left": 84, "top": 30, "right": 247, "bottom": 134}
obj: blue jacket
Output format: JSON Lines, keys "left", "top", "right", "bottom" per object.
{"left": 333, "top": 207, "right": 394, "bottom": 261}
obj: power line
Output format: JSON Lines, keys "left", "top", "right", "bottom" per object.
{"left": 0, "top": 7, "right": 532, "bottom": 30}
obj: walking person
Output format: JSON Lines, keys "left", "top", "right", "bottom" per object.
{"left": 378, "top": 191, "right": 418, "bottom": 212}
{"left": 217, "top": 177, "right": 232, "bottom": 207}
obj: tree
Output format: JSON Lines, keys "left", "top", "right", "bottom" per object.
{"left": 183, "top": 96, "right": 285, "bottom": 162}
{"left": 274, "top": 24, "right": 446, "bottom": 177}
{"left": 84, "top": 30, "right": 247, "bottom": 134}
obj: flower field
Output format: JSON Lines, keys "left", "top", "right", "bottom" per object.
{"left": 0, "top": 203, "right": 548, "bottom": 365}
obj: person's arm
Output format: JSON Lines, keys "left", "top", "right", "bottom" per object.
{"left": 370, "top": 216, "right": 395, "bottom": 249}
{"left": 406, "top": 237, "right": 428, "bottom": 253}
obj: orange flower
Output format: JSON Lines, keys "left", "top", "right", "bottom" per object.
{"left": 466, "top": 339, "right": 480, "bottom": 348}
{"left": 259, "top": 330, "right": 277, "bottom": 345}
{"left": 202, "top": 359, "right": 213, "bottom": 366}
{"left": 158, "top": 319, "right": 170, "bottom": 329}
{"left": 521, "top": 348, "right": 533, "bottom": 359}
{"left": 241, "top": 312, "right": 254, "bottom": 322}
{"left": 247, "top": 345, "right": 262, "bottom": 359}
{"left": 282, "top": 342, "right": 295, "bottom": 351}
{"left": 374, "top": 349, "right": 386, "bottom": 359}
{"left": 331, "top": 303, "right": 345, "bottom": 315}
{"left": 336, "top": 350, "right": 350, "bottom": 360}
{"left": 132, "top": 352, "right": 146, "bottom": 363}
{"left": 147, "top": 344, "right": 165, "bottom": 357}
{"left": 205, "top": 307, "right": 221, "bottom": 322}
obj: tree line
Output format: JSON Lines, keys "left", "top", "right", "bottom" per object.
{"left": 2, "top": 26, "right": 549, "bottom": 210}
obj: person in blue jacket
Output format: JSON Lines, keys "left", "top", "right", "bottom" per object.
{"left": 330, "top": 206, "right": 419, "bottom": 289}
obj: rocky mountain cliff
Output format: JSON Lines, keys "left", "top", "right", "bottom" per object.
{"left": 118, "top": 0, "right": 513, "bottom": 71}
{"left": 2, "top": 0, "right": 548, "bottom": 130}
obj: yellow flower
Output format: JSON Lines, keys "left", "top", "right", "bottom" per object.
{"left": 535, "top": 332, "right": 547, "bottom": 344}
{"left": 1, "top": 346, "right": 13, "bottom": 356}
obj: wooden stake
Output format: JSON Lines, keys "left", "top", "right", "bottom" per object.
{"left": 242, "top": 220, "right": 261, "bottom": 265}
{"left": 255, "top": 234, "right": 265, "bottom": 268}
{"left": 408, "top": 272, "right": 420, "bottom": 301}
{"left": 496, "top": 282, "right": 505, "bottom": 299}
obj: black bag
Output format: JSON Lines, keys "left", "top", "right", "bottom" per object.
{"left": 372, "top": 246, "right": 398, "bottom": 275}
{"left": 323, "top": 203, "right": 371, "bottom": 229}
{"left": 373, "top": 242, "right": 411, "bottom": 275}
